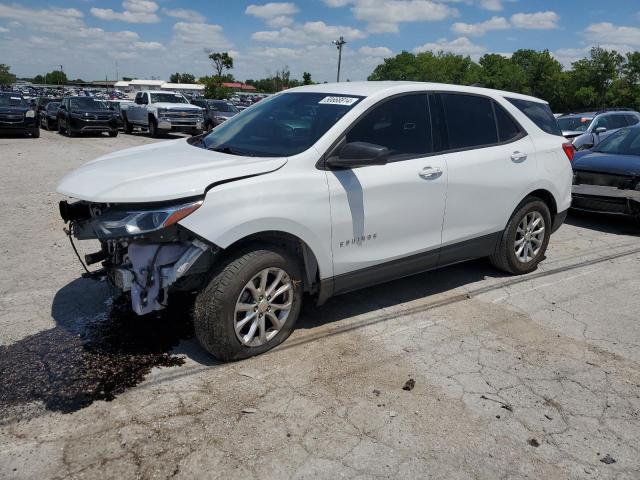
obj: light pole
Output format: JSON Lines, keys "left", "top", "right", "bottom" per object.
{"left": 332, "top": 36, "right": 346, "bottom": 82}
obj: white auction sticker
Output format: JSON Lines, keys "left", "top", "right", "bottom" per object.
{"left": 319, "top": 96, "right": 359, "bottom": 106}
{"left": 11, "top": 97, "right": 21, "bottom": 100}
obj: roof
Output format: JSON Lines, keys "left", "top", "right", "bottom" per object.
{"left": 160, "top": 82, "right": 204, "bottom": 90}
{"left": 222, "top": 82, "right": 257, "bottom": 91}
{"left": 286, "top": 81, "right": 547, "bottom": 103}
{"left": 129, "top": 79, "right": 165, "bottom": 86}
{"left": 114, "top": 81, "right": 130, "bottom": 87}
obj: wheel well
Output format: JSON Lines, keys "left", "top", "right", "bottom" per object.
{"left": 224, "top": 231, "right": 320, "bottom": 293}
{"left": 527, "top": 189, "right": 557, "bottom": 217}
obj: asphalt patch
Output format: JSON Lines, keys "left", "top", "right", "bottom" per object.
{"left": 0, "top": 298, "right": 193, "bottom": 417}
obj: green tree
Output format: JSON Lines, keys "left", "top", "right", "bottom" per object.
{"left": 200, "top": 75, "right": 231, "bottom": 99}
{"left": 303, "top": 71, "right": 312, "bottom": 85}
{"left": 478, "top": 54, "right": 526, "bottom": 92}
{"left": 32, "top": 74, "right": 45, "bottom": 84}
{"left": 170, "top": 72, "right": 181, "bottom": 83}
{"left": 510, "top": 49, "right": 564, "bottom": 109}
{"left": 0, "top": 64, "right": 16, "bottom": 86}
{"left": 45, "top": 70, "right": 68, "bottom": 85}
{"left": 170, "top": 72, "right": 196, "bottom": 83}
{"left": 209, "top": 52, "right": 234, "bottom": 78}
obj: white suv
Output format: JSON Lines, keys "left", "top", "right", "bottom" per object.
{"left": 57, "top": 82, "right": 573, "bottom": 360}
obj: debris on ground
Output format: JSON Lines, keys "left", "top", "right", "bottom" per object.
{"left": 241, "top": 408, "right": 257, "bottom": 414}
{"left": 528, "top": 438, "right": 540, "bottom": 447}
{"left": 600, "top": 454, "right": 616, "bottom": 464}
{"left": 402, "top": 378, "right": 415, "bottom": 391}
{"left": 389, "top": 411, "right": 397, "bottom": 417}
{"left": 480, "top": 394, "right": 513, "bottom": 412}
{"left": 372, "top": 389, "right": 381, "bottom": 396}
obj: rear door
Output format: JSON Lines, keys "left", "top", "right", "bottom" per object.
{"left": 437, "top": 92, "right": 537, "bottom": 256}
{"left": 326, "top": 93, "right": 448, "bottom": 285}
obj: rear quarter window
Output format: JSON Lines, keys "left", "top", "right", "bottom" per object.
{"left": 506, "top": 97, "right": 562, "bottom": 136}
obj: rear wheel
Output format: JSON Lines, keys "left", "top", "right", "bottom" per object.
{"left": 194, "top": 248, "right": 303, "bottom": 361}
{"left": 108, "top": 130, "right": 118, "bottom": 137}
{"left": 490, "top": 197, "right": 551, "bottom": 274}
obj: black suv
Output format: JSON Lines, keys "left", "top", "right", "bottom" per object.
{"left": 191, "top": 99, "right": 239, "bottom": 130}
{"left": 0, "top": 92, "right": 39, "bottom": 137}
{"left": 57, "top": 97, "right": 122, "bottom": 137}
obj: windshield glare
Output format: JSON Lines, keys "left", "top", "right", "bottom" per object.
{"left": 0, "top": 94, "right": 27, "bottom": 108}
{"left": 557, "top": 116, "right": 592, "bottom": 132}
{"left": 201, "top": 92, "right": 363, "bottom": 157}
{"left": 150, "top": 93, "right": 187, "bottom": 104}
{"left": 209, "top": 101, "right": 238, "bottom": 113}
{"left": 70, "top": 98, "right": 108, "bottom": 110}
{"left": 594, "top": 128, "right": 640, "bottom": 155}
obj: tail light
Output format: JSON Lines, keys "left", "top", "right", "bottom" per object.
{"left": 562, "top": 142, "right": 575, "bottom": 162}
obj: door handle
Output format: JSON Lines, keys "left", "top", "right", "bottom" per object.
{"left": 419, "top": 167, "right": 443, "bottom": 179}
{"left": 510, "top": 151, "right": 527, "bottom": 162}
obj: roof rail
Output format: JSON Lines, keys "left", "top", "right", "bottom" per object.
{"left": 594, "top": 107, "right": 635, "bottom": 115}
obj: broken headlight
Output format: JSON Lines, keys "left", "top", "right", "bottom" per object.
{"left": 95, "top": 200, "right": 202, "bottom": 238}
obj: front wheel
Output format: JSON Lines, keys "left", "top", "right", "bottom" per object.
{"left": 194, "top": 248, "right": 303, "bottom": 361}
{"left": 108, "top": 130, "right": 118, "bottom": 137}
{"left": 490, "top": 198, "right": 551, "bottom": 274}
{"left": 148, "top": 117, "right": 159, "bottom": 137}
{"left": 29, "top": 127, "right": 40, "bottom": 138}
{"left": 123, "top": 116, "right": 133, "bottom": 134}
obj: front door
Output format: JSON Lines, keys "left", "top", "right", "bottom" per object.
{"left": 326, "top": 93, "right": 448, "bottom": 290}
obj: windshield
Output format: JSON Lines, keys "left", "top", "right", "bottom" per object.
{"left": 594, "top": 127, "right": 640, "bottom": 155}
{"left": 69, "top": 98, "right": 108, "bottom": 110}
{"left": 0, "top": 94, "right": 27, "bottom": 108}
{"left": 201, "top": 92, "right": 363, "bottom": 157}
{"left": 209, "top": 101, "right": 238, "bottom": 113}
{"left": 557, "top": 116, "right": 592, "bottom": 132}
{"left": 150, "top": 93, "right": 187, "bottom": 104}
{"left": 47, "top": 102, "right": 61, "bottom": 111}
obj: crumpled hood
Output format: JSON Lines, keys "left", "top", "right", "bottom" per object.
{"left": 57, "top": 138, "right": 287, "bottom": 203}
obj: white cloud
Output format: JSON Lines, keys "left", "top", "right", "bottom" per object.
{"left": 479, "top": 0, "right": 502, "bottom": 11}
{"left": 413, "top": 36, "right": 486, "bottom": 60}
{"left": 510, "top": 11, "right": 559, "bottom": 30}
{"left": 171, "top": 22, "right": 232, "bottom": 49}
{"left": 0, "top": 26, "right": 8, "bottom": 33}
{"left": 91, "top": 0, "right": 160, "bottom": 24}
{"left": 133, "top": 41, "right": 164, "bottom": 50}
{"left": 252, "top": 21, "right": 366, "bottom": 45}
{"left": 358, "top": 46, "right": 393, "bottom": 57}
{"left": 584, "top": 22, "right": 640, "bottom": 47}
{"left": 324, "top": 0, "right": 459, "bottom": 33}
{"left": 161, "top": 8, "right": 205, "bottom": 23}
{"left": 451, "top": 16, "right": 509, "bottom": 36}
{"left": 246, "top": 2, "right": 298, "bottom": 27}
{"left": 452, "top": 11, "right": 560, "bottom": 36}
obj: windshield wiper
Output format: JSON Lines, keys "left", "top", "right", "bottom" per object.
{"left": 209, "top": 145, "right": 253, "bottom": 157}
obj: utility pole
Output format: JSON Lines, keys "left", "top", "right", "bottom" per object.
{"left": 115, "top": 61, "right": 119, "bottom": 81}
{"left": 332, "top": 36, "right": 346, "bottom": 82}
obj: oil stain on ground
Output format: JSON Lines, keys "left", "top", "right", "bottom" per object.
{"left": 0, "top": 297, "right": 193, "bottom": 417}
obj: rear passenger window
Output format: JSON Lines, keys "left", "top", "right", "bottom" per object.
{"left": 506, "top": 97, "right": 562, "bottom": 136}
{"left": 494, "top": 102, "right": 523, "bottom": 143}
{"left": 625, "top": 114, "right": 639, "bottom": 126}
{"left": 609, "top": 115, "right": 628, "bottom": 129}
{"left": 346, "top": 94, "right": 432, "bottom": 160}
{"left": 441, "top": 93, "right": 497, "bottom": 149}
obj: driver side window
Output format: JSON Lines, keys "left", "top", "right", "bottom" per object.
{"left": 593, "top": 115, "right": 611, "bottom": 130}
{"left": 345, "top": 94, "right": 432, "bottom": 161}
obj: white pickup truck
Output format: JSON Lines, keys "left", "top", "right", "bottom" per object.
{"left": 121, "top": 90, "right": 204, "bottom": 137}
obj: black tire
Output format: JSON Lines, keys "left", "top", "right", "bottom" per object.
{"left": 40, "top": 117, "right": 46, "bottom": 129}
{"left": 490, "top": 197, "right": 551, "bottom": 274}
{"left": 30, "top": 127, "right": 40, "bottom": 138}
{"left": 67, "top": 127, "right": 75, "bottom": 137}
{"left": 190, "top": 128, "right": 202, "bottom": 136}
{"left": 148, "top": 117, "right": 158, "bottom": 137}
{"left": 194, "top": 248, "right": 304, "bottom": 361}
{"left": 123, "top": 116, "right": 133, "bottom": 134}
{"left": 108, "top": 130, "right": 118, "bottom": 137}
{"left": 58, "top": 122, "right": 64, "bottom": 135}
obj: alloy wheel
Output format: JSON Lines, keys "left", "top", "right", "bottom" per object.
{"left": 514, "top": 211, "right": 545, "bottom": 263}
{"left": 234, "top": 268, "right": 293, "bottom": 347}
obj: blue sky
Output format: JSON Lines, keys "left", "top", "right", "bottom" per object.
{"left": 1, "top": 1, "right": 639, "bottom": 83}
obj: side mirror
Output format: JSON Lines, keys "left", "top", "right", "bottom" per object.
{"left": 326, "top": 141, "right": 390, "bottom": 168}
{"left": 594, "top": 127, "right": 607, "bottom": 135}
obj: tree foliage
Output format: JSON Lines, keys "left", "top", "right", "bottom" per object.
{"left": 208, "top": 52, "right": 234, "bottom": 78}
{"left": 303, "top": 72, "right": 313, "bottom": 85}
{"left": 0, "top": 64, "right": 16, "bottom": 86}
{"left": 169, "top": 72, "right": 196, "bottom": 84}
{"left": 368, "top": 47, "right": 640, "bottom": 112}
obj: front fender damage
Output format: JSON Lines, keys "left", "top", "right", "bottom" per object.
{"left": 114, "top": 239, "right": 210, "bottom": 315}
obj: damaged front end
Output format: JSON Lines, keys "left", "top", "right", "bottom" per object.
{"left": 59, "top": 198, "right": 217, "bottom": 315}
{"left": 572, "top": 170, "right": 640, "bottom": 217}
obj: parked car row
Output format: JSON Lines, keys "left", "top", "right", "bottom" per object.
{"left": 557, "top": 108, "right": 640, "bottom": 150}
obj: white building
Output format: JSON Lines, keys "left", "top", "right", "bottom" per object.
{"left": 160, "top": 82, "right": 204, "bottom": 95}
{"left": 128, "top": 79, "right": 166, "bottom": 92}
